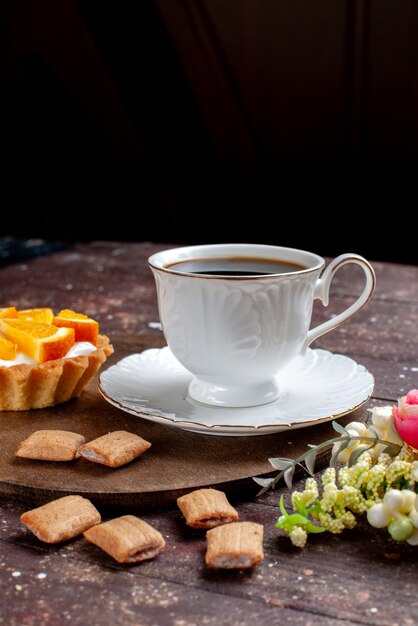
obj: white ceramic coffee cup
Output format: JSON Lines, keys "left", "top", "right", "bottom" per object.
{"left": 149, "top": 244, "right": 375, "bottom": 408}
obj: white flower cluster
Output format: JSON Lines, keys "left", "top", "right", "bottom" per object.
{"left": 276, "top": 405, "right": 418, "bottom": 548}
{"left": 332, "top": 406, "right": 403, "bottom": 464}
{"left": 367, "top": 489, "right": 418, "bottom": 544}
{"left": 289, "top": 526, "right": 308, "bottom": 548}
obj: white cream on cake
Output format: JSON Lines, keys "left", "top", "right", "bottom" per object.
{"left": 0, "top": 353, "right": 37, "bottom": 367}
{"left": 64, "top": 341, "right": 97, "bottom": 359}
{"left": 0, "top": 341, "right": 97, "bottom": 367}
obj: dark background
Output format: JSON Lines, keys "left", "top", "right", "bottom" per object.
{"left": 1, "top": 0, "right": 418, "bottom": 263}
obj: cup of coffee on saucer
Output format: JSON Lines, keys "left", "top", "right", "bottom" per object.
{"left": 100, "top": 244, "right": 375, "bottom": 436}
{"left": 148, "top": 244, "right": 375, "bottom": 408}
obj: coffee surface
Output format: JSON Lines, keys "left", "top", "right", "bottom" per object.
{"left": 166, "top": 257, "right": 307, "bottom": 276}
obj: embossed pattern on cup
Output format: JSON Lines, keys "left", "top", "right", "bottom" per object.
{"left": 149, "top": 244, "right": 375, "bottom": 407}
{"left": 153, "top": 270, "right": 318, "bottom": 382}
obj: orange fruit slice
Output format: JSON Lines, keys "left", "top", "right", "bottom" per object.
{"left": 18, "top": 308, "right": 54, "bottom": 324}
{"left": 53, "top": 309, "right": 99, "bottom": 345}
{"left": 0, "top": 307, "right": 18, "bottom": 318}
{"left": 0, "top": 319, "right": 75, "bottom": 363}
{"left": 0, "top": 336, "right": 17, "bottom": 360}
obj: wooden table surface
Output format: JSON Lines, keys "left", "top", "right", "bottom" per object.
{"left": 1, "top": 241, "right": 417, "bottom": 626}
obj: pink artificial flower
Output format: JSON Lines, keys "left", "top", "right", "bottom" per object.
{"left": 393, "top": 389, "right": 418, "bottom": 449}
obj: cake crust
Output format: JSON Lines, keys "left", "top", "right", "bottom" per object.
{"left": 0, "top": 334, "right": 113, "bottom": 410}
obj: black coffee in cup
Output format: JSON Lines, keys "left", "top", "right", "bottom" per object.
{"left": 166, "top": 257, "right": 307, "bottom": 276}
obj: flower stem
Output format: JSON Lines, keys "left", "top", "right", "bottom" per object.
{"left": 256, "top": 434, "right": 402, "bottom": 496}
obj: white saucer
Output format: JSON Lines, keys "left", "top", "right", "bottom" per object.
{"left": 99, "top": 347, "right": 374, "bottom": 437}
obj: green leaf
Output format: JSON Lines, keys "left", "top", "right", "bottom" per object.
{"left": 383, "top": 443, "right": 402, "bottom": 456}
{"left": 304, "top": 447, "right": 318, "bottom": 475}
{"left": 348, "top": 443, "right": 373, "bottom": 468}
{"left": 306, "top": 501, "right": 322, "bottom": 519}
{"left": 286, "top": 513, "right": 309, "bottom": 525}
{"left": 279, "top": 495, "right": 288, "bottom": 517}
{"left": 304, "top": 522, "right": 326, "bottom": 534}
{"left": 284, "top": 466, "right": 295, "bottom": 490}
{"left": 294, "top": 503, "right": 307, "bottom": 517}
{"left": 306, "top": 501, "right": 322, "bottom": 515}
{"left": 253, "top": 477, "right": 274, "bottom": 488}
{"left": 329, "top": 445, "right": 342, "bottom": 468}
{"left": 269, "top": 457, "right": 293, "bottom": 471}
{"left": 332, "top": 421, "right": 349, "bottom": 436}
{"left": 336, "top": 437, "right": 350, "bottom": 454}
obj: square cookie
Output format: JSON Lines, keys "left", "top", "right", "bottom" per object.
{"left": 16, "top": 430, "right": 85, "bottom": 461}
{"left": 78, "top": 431, "right": 151, "bottom": 467}
{"left": 177, "top": 488, "right": 238, "bottom": 528}
{"left": 84, "top": 515, "right": 165, "bottom": 563}
{"left": 21, "top": 495, "right": 101, "bottom": 543}
{"left": 205, "top": 521, "right": 264, "bottom": 569}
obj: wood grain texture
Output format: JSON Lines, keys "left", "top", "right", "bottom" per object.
{"left": 0, "top": 334, "right": 366, "bottom": 509}
{"left": 0, "top": 241, "right": 417, "bottom": 626}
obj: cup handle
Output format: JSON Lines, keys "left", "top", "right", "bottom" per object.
{"left": 301, "top": 253, "right": 376, "bottom": 354}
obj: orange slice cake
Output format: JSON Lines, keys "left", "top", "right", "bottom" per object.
{"left": 0, "top": 306, "right": 113, "bottom": 410}
{"left": 18, "top": 308, "right": 54, "bottom": 324}
{"left": 0, "top": 336, "right": 17, "bottom": 360}
{"left": 0, "top": 319, "right": 75, "bottom": 363}
{"left": 53, "top": 309, "right": 99, "bottom": 344}
{"left": 0, "top": 307, "right": 18, "bottom": 318}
